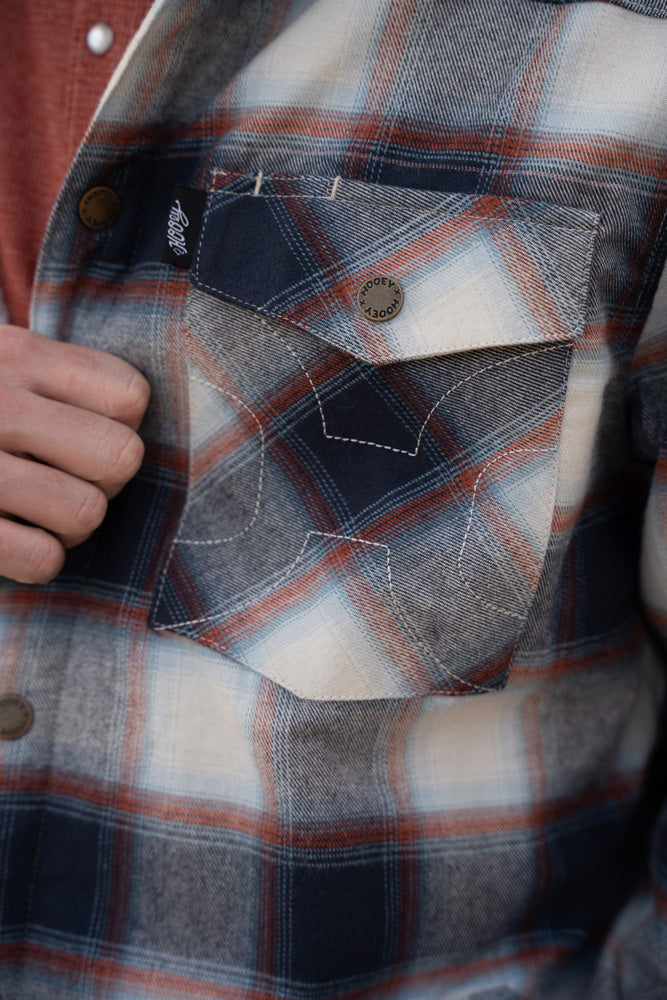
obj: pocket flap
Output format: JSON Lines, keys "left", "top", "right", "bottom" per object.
{"left": 192, "top": 171, "right": 598, "bottom": 365}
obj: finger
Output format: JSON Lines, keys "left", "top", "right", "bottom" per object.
{"left": 0, "top": 518, "right": 65, "bottom": 584}
{"left": 0, "top": 385, "right": 145, "bottom": 498}
{"left": 0, "top": 452, "right": 107, "bottom": 544}
{"left": 0, "top": 325, "right": 150, "bottom": 429}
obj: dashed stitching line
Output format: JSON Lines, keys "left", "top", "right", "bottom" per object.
{"left": 155, "top": 529, "right": 489, "bottom": 693}
{"left": 260, "top": 208, "right": 486, "bottom": 319}
{"left": 208, "top": 168, "right": 597, "bottom": 232}
{"left": 205, "top": 172, "right": 596, "bottom": 322}
{"left": 175, "top": 380, "right": 265, "bottom": 546}
{"left": 271, "top": 326, "right": 563, "bottom": 457}
{"left": 262, "top": 197, "right": 370, "bottom": 356}
{"left": 211, "top": 159, "right": 645, "bottom": 199}
{"left": 198, "top": 176, "right": 375, "bottom": 357}
{"left": 273, "top": 326, "right": 564, "bottom": 624}
{"left": 202, "top": 191, "right": 591, "bottom": 235}
{"left": 198, "top": 172, "right": 591, "bottom": 362}
{"left": 152, "top": 382, "right": 265, "bottom": 615}
{"left": 156, "top": 532, "right": 385, "bottom": 630}
{"left": 194, "top": 232, "right": 582, "bottom": 360}
{"left": 154, "top": 331, "right": 567, "bottom": 693}
{"left": 456, "top": 446, "right": 553, "bottom": 620}
{"left": 501, "top": 335, "right": 574, "bottom": 669}
{"left": 195, "top": 266, "right": 572, "bottom": 364}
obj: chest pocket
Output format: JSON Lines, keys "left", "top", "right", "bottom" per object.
{"left": 150, "top": 171, "right": 598, "bottom": 700}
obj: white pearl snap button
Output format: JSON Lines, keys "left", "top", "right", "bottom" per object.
{"left": 86, "top": 22, "right": 115, "bottom": 56}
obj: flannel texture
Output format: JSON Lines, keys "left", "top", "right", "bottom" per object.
{"left": 1, "top": 1, "right": 667, "bottom": 997}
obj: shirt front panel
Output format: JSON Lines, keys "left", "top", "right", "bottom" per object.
{"left": 0, "top": 1, "right": 666, "bottom": 997}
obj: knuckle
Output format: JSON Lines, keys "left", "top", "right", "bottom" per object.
{"left": 117, "top": 370, "right": 150, "bottom": 426}
{"left": 24, "top": 532, "right": 65, "bottom": 585}
{"left": 71, "top": 483, "right": 107, "bottom": 535}
{"left": 0, "top": 381, "right": 17, "bottom": 426}
{"left": 0, "top": 325, "right": 31, "bottom": 374}
{"left": 107, "top": 426, "right": 145, "bottom": 482}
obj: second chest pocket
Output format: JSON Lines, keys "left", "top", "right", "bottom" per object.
{"left": 151, "top": 171, "right": 598, "bottom": 700}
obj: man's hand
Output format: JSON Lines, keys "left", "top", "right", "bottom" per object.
{"left": 0, "top": 325, "right": 150, "bottom": 584}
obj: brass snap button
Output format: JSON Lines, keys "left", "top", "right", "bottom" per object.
{"left": 78, "top": 185, "right": 121, "bottom": 230}
{"left": 0, "top": 695, "right": 34, "bottom": 740}
{"left": 356, "top": 275, "right": 404, "bottom": 322}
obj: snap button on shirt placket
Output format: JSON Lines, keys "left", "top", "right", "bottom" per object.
{"left": 78, "top": 185, "right": 122, "bottom": 230}
{"left": 0, "top": 695, "right": 34, "bottom": 740}
{"left": 86, "top": 22, "right": 115, "bottom": 56}
{"left": 78, "top": 26, "right": 122, "bottom": 232}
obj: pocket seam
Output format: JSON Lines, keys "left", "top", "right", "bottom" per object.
{"left": 172, "top": 379, "right": 266, "bottom": 546}
{"left": 155, "top": 530, "right": 497, "bottom": 696}
{"left": 458, "top": 447, "right": 557, "bottom": 621}
{"left": 209, "top": 168, "right": 597, "bottom": 234}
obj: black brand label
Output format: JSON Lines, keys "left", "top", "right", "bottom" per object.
{"left": 161, "top": 185, "right": 207, "bottom": 268}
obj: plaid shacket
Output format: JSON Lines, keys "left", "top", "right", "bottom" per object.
{"left": 2, "top": 1, "right": 667, "bottom": 997}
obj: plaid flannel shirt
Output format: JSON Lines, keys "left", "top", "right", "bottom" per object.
{"left": 1, "top": 0, "right": 667, "bottom": 997}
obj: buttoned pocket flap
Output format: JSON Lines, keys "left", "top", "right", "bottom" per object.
{"left": 191, "top": 170, "right": 597, "bottom": 363}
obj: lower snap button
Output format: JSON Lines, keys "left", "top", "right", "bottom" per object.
{"left": 0, "top": 695, "right": 34, "bottom": 740}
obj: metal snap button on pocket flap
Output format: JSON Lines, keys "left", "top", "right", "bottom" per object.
{"left": 356, "top": 276, "right": 404, "bottom": 322}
